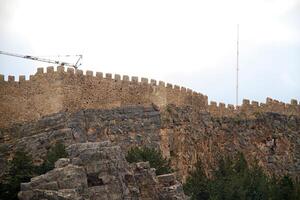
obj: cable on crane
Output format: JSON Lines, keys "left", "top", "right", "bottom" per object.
{"left": 0, "top": 51, "right": 82, "bottom": 69}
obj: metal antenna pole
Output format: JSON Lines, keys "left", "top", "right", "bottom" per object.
{"left": 236, "top": 24, "right": 239, "bottom": 106}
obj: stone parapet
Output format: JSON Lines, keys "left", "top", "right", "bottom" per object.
{"left": 0, "top": 67, "right": 298, "bottom": 127}
{"left": 0, "top": 66, "right": 207, "bottom": 127}
{"left": 208, "top": 97, "right": 299, "bottom": 117}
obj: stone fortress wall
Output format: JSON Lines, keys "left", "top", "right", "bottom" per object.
{"left": 208, "top": 98, "right": 299, "bottom": 117}
{"left": 0, "top": 66, "right": 207, "bottom": 128}
{"left": 0, "top": 66, "right": 299, "bottom": 127}
{"left": 1, "top": 66, "right": 300, "bottom": 181}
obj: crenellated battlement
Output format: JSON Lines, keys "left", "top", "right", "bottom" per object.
{"left": 208, "top": 97, "right": 299, "bottom": 117}
{"left": 0, "top": 66, "right": 207, "bottom": 97}
{"left": 0, "top": 66, "right": 298, "bottom": 127}
{"left": 0, "top": 66, "right": 209, "bottom": 127}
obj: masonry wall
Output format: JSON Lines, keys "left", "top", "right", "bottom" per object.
{"left": 0, "top": 66, "right": 208, "bottom": 128}
{"left": 208, "top": 98, "right": 300, "bottom": 117}
{"left": 0, "top": 66, "right": 299, "bottom": 128}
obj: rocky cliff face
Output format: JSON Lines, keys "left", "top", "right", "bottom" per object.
{"left": 18, "top": 141, "right": 186, "bottom": 200}
{"left": 0, "top": 106, "right": 161, "bottom": 169}
{"left": 1, "top": 68, "right": 299, "bottom": 199}
{"left": 1, "top": 105, "right": 300, "bottom": 183}
{"left": 161, "top": 105, "right": 300, "bottom": 180}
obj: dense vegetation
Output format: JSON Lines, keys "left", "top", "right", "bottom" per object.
{"left": 0, "top": 143, "right": 67, "bottom": 200}
{"left": 1, "top": 144, "right": 299, "bottom": 200}
{"left": 126, "top": 146, "right": 173, "bottom": 175}
{"left": 36, "top": 143, "right": 68, "bottom": 174}
{"left": 183, "top": 153, "right": 300, "bottom": 200}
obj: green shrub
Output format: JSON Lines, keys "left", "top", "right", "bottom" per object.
{"left": 183, "top": 153, "right": 300, "bottom": 200}
{"left": 269, "top": 175, "right": 299, "bottom": 200}
{"left": 0, "top": 151, "right": 35, "bottom": 200}
{"left": 126, "top": 146, "right": 173, "bottom": 175}
{"left": 183, "top": 160, "right": 210, "bottom": 200}
{"left": 0, "top": 143, "right": 68, "bottom": 200}
{"left": 37, "top": 142, "right": 67, "bottom": 174}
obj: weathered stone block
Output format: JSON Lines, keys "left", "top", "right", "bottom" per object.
{"left": 96, "top": 72, "right": 103, "bottom": 78}
{"left": 166, "top": 83, "right": 173, "bottom": 88}
{"left": 55, "top": 158, "right": 71, "bottom": 168}
{"left": 150, "top": 79, "right": 157, "bottom": 85}
{"left": 228, "top": 104, "right": 235, "bottom": 110}
{"left": 132, "top": 76, "right": 138, "bottom": 82}
{"left": 47, "top": 66, "right": 54, "bottom": 73}
{"left": 210, "top": 101, "right": 217, "bottom": 107}
{"left": 20, "top": 183, "right": 32, "bottom": 191}
{"left": 86, "top": 70, "right": 93, "bottom": 76}
{"left": 251, "top": 101, "right": 259, "bottom": 106}
{"left": 141, "top": 78, "right": 148, "bottom": 84}
{"left": 105, "top": 73, "right": 112, "bottom": 79}
{"left": 8, "top": 75, "right": 15, "bottom": 82}
{"left": 19, "top": 75, "right": 26, "bottom": 82}
{"left": 174, "top": 85, "right": 180, "bottom": 90}
{"left": 71, "top": 157, "right": 83, "bottom": 166}
{"left": 67, "top": 68, "right": 74, "bottom": 74}
{"left": 75, "top": 69, "right": 83, "bottom": 75}
{"left": 266, "top": 97, "right": 273, "bottom": 104}
{"left": 159, "top": 81, "right": 165, "bottom": 87}
{"left": 291, "top": 99, "right": 298, "bottom": 105}
{"left": 243, "top": 99, "right": 250, "bottom": 105}
{"left": 114, "top": 74, "right": 121, "bottom": 81}
{"left": 193, "top": 91, "right": 199, "bottom": 96}
{"left": 123, "top": 75, "right": 129, "bottom": 81}
{"left": 57, "top": 66, "right": 65, "bottom": 73}
{"left": 219, "top": 103, "right": 225, "bottom": 108}
{"left": 98, "top": 174, "right": 113, "bottom": 184}
{"left": 36, "top": 67, "right": 44, "bottom": 74}
{"left": 157, "top": 173, "right": 175, "bottom": 186}
{"left": 136, "top": 162, "right": 150, "bottom": 169}
{"left": 36, "top": 181, "right": 59, "bottom": 190}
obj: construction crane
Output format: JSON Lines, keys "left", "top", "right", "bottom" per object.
{"left": 0, "top": 51, "right": 82, "bottom": 69}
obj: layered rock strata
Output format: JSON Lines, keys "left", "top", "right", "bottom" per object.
{"left": 18, "top": 141, "right": 186, "bottom": 200}
{"left": 1, "top": 105, "right": 299, "bottom": 181}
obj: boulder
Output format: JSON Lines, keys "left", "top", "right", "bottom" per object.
{"left": 18, "top": 141, "right": 187, "bottom": 200}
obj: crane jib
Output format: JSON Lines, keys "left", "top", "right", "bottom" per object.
{"left": 0, "top": 51, "right": 82, "bottom": 69}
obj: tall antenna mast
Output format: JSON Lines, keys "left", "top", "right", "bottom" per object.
{"left": 236, "top": 24, "right": 239, "bottom": 106}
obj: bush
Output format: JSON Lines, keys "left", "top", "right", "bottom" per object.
{"left": 126, "top": 146, "right": 173, "bottom": 175}
{"left": 183, "top": 160, "right": 210, "bottom": 200}
{"left": 37, "top": 142, "right": 68, "bottom": 174}
{"left": 0, "top": 151, "right": 35, "bottom": 200}
{"left": 0, "top": 143, "right": 67, "bottom": 200}
{"left": 183, "top": 153, "right": 300, "bottom": 200}
{"left": 269, "top": 175, "right": 299, "bottom": 200}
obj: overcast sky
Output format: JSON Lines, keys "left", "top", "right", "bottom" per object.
{"left": 0, "top": 0, "right": 299, "bottom": 105}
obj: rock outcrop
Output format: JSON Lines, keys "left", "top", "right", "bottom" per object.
{"left": 1, "top": 67, "right": 299, "bottom": 199}
{"left": 18, "top": 141, "right": 187, "bottom": 200}
{"left": 161, "top": 105, "right": 300, "bottom": 180}
{"left": 1, "top": 105, "right": 300, "bottom": 182}
{"left": 0, "top": 106, "right": 161, "bottom": 169}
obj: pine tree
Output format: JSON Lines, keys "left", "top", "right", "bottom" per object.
{"left": 0, "top": 151, "right": 35, "bottom": 200}
{"left": 183, "top": 160, "right": 210, "bottom": 200}
{"left": 126, "top": 147, "right": 172, "bottom": 175}
{"left": 37, "top": 142, "right": 67, "bottom": 174}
